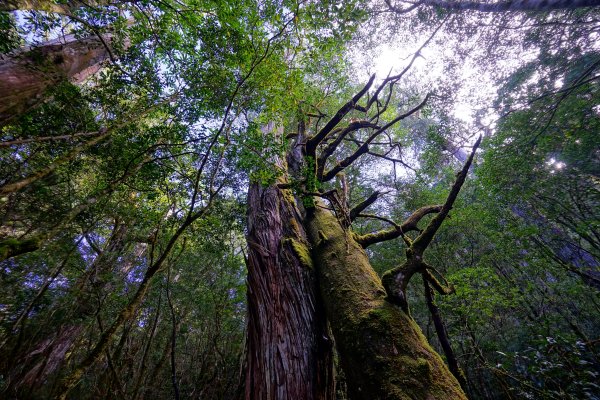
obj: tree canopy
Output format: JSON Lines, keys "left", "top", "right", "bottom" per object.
{"left": 0, "top": 0, "right": 598, "bottom": 399}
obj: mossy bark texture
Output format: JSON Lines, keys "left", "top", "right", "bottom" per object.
{"left": 306, "top": 205, "right": 466, "bottom": 400}
{"left": 0, "top": 237, "right": 40, "bottom": 261}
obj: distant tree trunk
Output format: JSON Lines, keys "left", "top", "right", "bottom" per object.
{"left": 245, "top": 127, "right": 335, "bottom": 399}
{"left": 1, "top": 223, "right": 130, "bottom": 398}
{"left": 0, "top": 33, "right": 113, "bottom": 125}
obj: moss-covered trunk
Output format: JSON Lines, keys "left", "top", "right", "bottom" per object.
{"left": 305, "top": 205, "right": 466, "bottom": 400}
{"left": 245, "top": 182, "right": 334, "bottom": 400}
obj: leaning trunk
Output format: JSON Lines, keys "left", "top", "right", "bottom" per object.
{"left": 305, "top": 204, "right": 466, "bottom": 400}
{"left": 0, "top": 33, "right": 113, "bottom": 125}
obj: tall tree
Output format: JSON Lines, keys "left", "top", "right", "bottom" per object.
{"left": 244, "top": 64, "right": 482, "bottom": 397}
{"left": 1, "top": 0, "right": 599, "bottom": 399}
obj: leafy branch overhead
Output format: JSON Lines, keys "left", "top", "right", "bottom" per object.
{"left": 0, "top": 0, "right": 598, "bottom": 399}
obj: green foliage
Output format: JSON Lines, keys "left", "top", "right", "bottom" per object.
{"left": 0, "top": 0, "right": 368, "bottom": 397}
{"left": 0, "top": 0, "right": 599, "bottom": 399}
{"left": 0, "top": 12, "right": 20, "bottom": 52}
{"left": 301, "top": 156, "right": 320, "bottom": 208}
{"left": 498, "top": 336, "right": 600, "bottom": 399}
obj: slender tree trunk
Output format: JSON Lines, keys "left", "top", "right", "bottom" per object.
{"left": 166, "top": 267, "right": 181, "bottom": 400}
{"left": 423, "top": 277, "right": 468, "bottom": 390}
{"left": 55, "top": 202, "right": 213, "bottom": 399}
{"left": 1, "top": 224, "right": 129, "bottom": 398}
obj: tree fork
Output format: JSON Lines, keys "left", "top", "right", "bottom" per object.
{"left": 381, "top": 137, "right": 481, "bottom": 312}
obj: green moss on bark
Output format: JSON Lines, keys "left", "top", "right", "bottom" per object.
{"left": 0, "top": 237, "right": 40, "bottom": 261}
{"left": 305, "top": 204, "right": 466, "bottom": 400}
{"left": 285, "top": 238, "right": 314, "bottom": 269}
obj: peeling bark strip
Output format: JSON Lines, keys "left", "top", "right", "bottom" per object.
{"left": 306, "top": 205, "right": 466, "bottom": 400}
{"left": 0, "top": 33, "right": 112, "bottom": 125}
{"left": 245, "top": 182, "right": 334, "bottom": 400}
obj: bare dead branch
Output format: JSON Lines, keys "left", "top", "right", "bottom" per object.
{"left": 349, "top": 190, "right": 385, "bottom": 221}
{"left": 366, "top": 150, "right": 415, "bottom": 171}
{"left": 355, "top": 213, "right": 400, "bottom": 229}
{"left": 366, "top": 21, "right": 444, "bottom": 111}
{"left": 305, "top": 74, "right": 375, "bottom": 158}
{"left": 321, "top": 94, "right": 430, "bottom": 182}
{"left": 316, "top": 120, "right": 380, "bottom": 179}
{"left": 355, "top": 204, "right": 443, "bottom": 247}
{"left": 411, "top": 136, "right": 482, "bottom": 255}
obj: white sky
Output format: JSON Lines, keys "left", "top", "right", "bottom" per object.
{"left": 349, "top": 34, "right": 499, "bottom": 149}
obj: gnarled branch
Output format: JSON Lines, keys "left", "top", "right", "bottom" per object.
{"left": 349, "top": 190, "right": 386, "bottom": 221}
{"left": 305, "top": 74, "right": 375, "bottom": 158}
{"left": 423, "top": 266, "right": 454, "bottom": 295}
{"left": 411, "top": 136, "right": 482, "bottom": 255}
{"left": 355, "top": 204, "right": 442, "bottom": 247}
{"left": 321, "top": 94, "right": 430, "bottom": 182}
{"left": 317, "top": 120, "right": 380, "bottom": 179}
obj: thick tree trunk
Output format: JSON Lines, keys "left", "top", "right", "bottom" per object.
{"left": 0, "top": 33, "right": 112, "bottom": 125}
{"left": 0, "top": 0, "right": 100, "bottom": 13}
{"left": 245, "top": 181, "right": 334, "bottom": 400}
{"left": 305, "top": 204, "right": 466, "bottom": 400}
